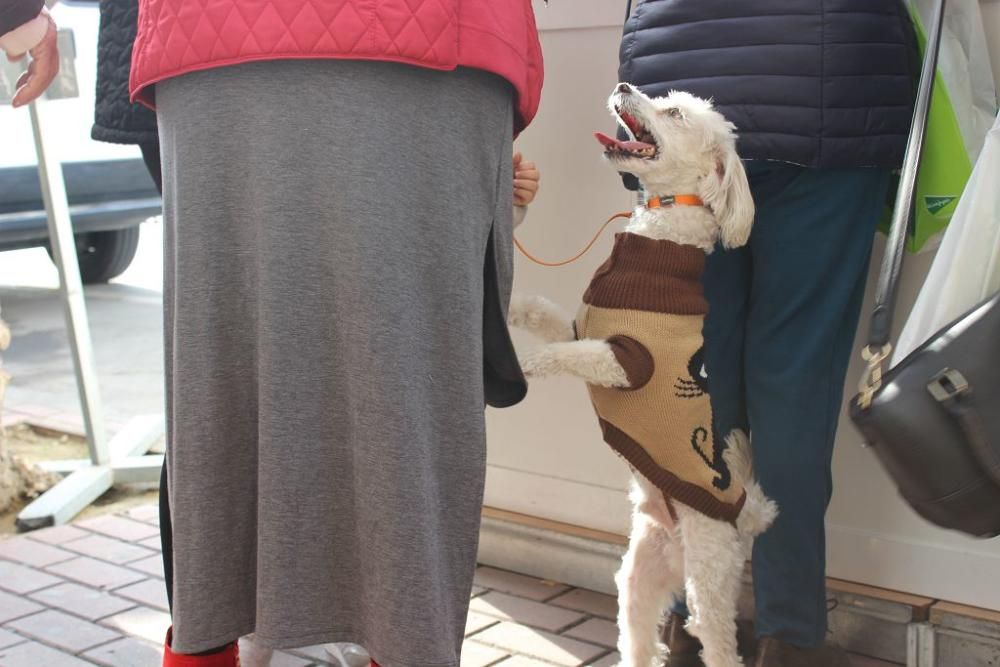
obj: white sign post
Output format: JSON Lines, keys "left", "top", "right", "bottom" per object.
{"left": 2, "top": 29, "right": 164, "bottom": 531}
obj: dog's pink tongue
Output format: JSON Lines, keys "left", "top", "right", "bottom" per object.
{"left": 594, "top": 132, "right": 653, "bottom": 151}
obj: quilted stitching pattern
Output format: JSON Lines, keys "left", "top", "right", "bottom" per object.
{"left": 131, "top": 0, "right": 542, "bottom": 130}
{"left": 93, "top": 0, "right": 158, "bottom": 144}
{"left": 373, "top": 0, "right": 455, "bottom": 62}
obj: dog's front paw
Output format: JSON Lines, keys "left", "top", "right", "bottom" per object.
{"left": 508, "top": 294, "right": 575, "bottom": 343}
{"left": 508, "top": 294, "right": 552, "bottom": 329}
{"left": 519, "top": 347, "right": 557, "bottom": 379}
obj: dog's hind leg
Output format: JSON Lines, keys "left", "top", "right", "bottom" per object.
{"left": 679, "top": 508, "right": 745, "bottom": 667}
{"left": 615, "top": 515, "right": 684, "bottom": 667}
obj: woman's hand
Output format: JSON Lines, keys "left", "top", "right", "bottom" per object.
{"left": 513, "top": 151, "right": 541, "bottom": 206}
{"left": 10, "top": 11, "right": 60, "bottom": 108}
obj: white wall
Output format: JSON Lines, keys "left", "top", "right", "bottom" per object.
{"left": 487, "top": 0, "right": 1000, "bottom": 608}
{"left": 485, "top": 3, "right": 634, "bottom": 534}
{"left": 983, "top": 0, "right": 1000, "bottom": 88}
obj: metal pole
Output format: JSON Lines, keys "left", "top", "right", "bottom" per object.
{"left": 28, "top": 100, "right": 109, "bottom": 464}
{"left": 869, "top": 0, "right": 947, "bottom": 347}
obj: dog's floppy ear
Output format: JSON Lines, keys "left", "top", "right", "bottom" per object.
{"left": 699, "top": 140, "right": 754, "bottom": 249}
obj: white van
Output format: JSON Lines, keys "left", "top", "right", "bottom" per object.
{"left": 0, "top": 0, "right": 160, "bottom": 283}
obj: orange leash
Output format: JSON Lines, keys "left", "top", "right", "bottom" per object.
{"left": 513, "top": 194, "right": 706, "bottom": 268}
{"left": 514, "top": 211, "right": 632, "bottom": 267}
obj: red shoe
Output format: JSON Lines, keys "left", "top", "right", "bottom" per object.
{"left": 162, "top": 628, "right": 240, "bottom": 666}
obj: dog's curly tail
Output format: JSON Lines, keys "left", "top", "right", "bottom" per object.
{"left": 723, "top": 430, "right": 778, "bottom": 538}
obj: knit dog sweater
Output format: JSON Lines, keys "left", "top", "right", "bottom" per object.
{"left": 576, "top": 232, "right": 746, "bottom": 523}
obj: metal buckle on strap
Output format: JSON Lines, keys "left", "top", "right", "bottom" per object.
{"left": 927, "top": 368, "right": 970, "bottom": 403}
{"left": 858, "top": 344, "right": 892, "bottom": 410}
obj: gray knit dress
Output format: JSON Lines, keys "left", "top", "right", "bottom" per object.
{"left": 156, "top": 59, "right": 518, "bottom": 667}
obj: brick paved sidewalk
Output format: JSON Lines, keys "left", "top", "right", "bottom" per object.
{"left": 0, "top": 506, "right": 896, "bottom": 667}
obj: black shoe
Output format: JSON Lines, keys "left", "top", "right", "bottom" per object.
{"left": 753, "top": 637, "right": 851, "bottom": 667}
{"left": 662, "top": 613, "right": 757, "bottom": 666}
{"left": 663, "top": 613, "right": 704, "bottom": 667}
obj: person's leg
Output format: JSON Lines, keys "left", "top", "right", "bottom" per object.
{"left": 159, "top": 458, "right": 173, "bottom": 612}
{"left": 140, "top": 141, "right": 163, "bottom": 193}
{"left": 745, "top": 166, "right": 890, "bottom": 647}
{"left": 667, "top": 161, "right": 766, "bottom": 626}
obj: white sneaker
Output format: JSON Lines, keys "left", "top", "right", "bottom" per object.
{"left": 238, "top": 635, "right": 274, "bottom": 667}
{"left": 324, "top": 643, "right": 371, "bottom": 667}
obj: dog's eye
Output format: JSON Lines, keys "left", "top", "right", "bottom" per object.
{"left": 665, "top": 108, "right": 683, "bottom": 119}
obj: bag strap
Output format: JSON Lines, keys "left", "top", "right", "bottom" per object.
{"left": 858, "top": 0, "right": 948, "bottom": 409}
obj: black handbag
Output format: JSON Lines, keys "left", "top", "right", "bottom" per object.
{"left": 849, "top": 0, "right": 1000, "bottom": 538}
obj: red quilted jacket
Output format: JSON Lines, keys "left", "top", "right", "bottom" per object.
{"left": 129, "top": 0, "right": 544, "bottom": 131}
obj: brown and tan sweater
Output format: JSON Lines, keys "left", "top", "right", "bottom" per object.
{"left": 576, "top": 232, "right": 746, "bottom": 523}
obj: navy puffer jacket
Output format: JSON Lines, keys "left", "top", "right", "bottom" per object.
{"left": 619, "top": 0, "right": 919, "bottom": 169}
{"left": 92, "top": 0, "right": 157, "bottom": 145}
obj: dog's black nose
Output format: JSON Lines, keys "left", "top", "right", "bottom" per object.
{"left": 617, "top": 83, "right": 632, "bottom": 94}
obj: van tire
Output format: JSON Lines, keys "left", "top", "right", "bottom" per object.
{"left": 47, "top": 227, "right": 141, "bottom": 284}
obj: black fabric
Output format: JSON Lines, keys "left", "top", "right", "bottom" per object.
{"left": 0, "top": 0, "right": 43, "bottom": 40}
{"left": 158, "top": 458, "right": 173, "bottom": 613}
{"left": 140, "top": 141, "right": 163, "bottom": 192}
{"left": 618, "top": 0, "right": 919, "bottom": 171}
{"left": 483, "top": 228, "right": 528, "bottom": 408}
{"left": 92, "top": 0, "right": 158, "bottom": 145}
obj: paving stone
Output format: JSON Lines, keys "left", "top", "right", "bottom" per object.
{"left": 473, "top": 567, "right": 570, "bottom": 602}
{"left": 61, "top": 535, "right": 156, "bottom": 566}
{"left": 0, "top": 589, "right": 44, "bottom": 624}
{"left": 473, "top": 622, "right": 605, "bottom": 666}
{"left": 471, "top": 586, "right": 488, "bottom": 598}
{"left": 497, "top": 656, "right": 555, "bottom": 667}
{"left": 137, "top": 537, "right": 162, "bottom": 551}
{"left": 24, "top": 525, "right": 92, "bottom": 546}
{"left": 123, "top": 506, "right": 160, "bottom": 525}
{"left": 83, "top": 636, "right": 163, "bottom": 667}
{"left": 470, "top": 592, "right": 585, "bottom": 632}
{"left": 113, "top": 579, "right": 169, "bottom": 612}
{"left": 0, "top": 560, "right": 64, "bottom": 594}
{"left": 849, "top": 656, "right": 902, "bottom": 667}
{"left": 6, "top": 609, "right": 121, "bottom": 653}
{"left": 548, "top": 589, "right": 618, "bottom": 620}
{"left": 564, "top": 618, "right": 617, "bottom": 649}
{"left": 45, "top": 557, "right": 147, "bottom": 590}
{"left": 460, "top": 641, "right": 509, "bottom": 667}
{"left": 466, "top": 611, "right": 500, "bottom": 637}
{"left": 5, "top": 404, "right": 59, "bottom": 419}
{"left": 1, "top": 411, "right": 29, "bottom": 427}
{"left": 30, "top": 582, "right": 136, "bottom": 621}
{"left": 0, "top": 538, "right": 75, "bottom": 567}
{"left": 0, "top": 628, "right": 26, "bottom": 650}
{"left": 76, "top": 516, "right": 159, "bottom": 543}
{"left": 126, "top": 555, "right": 164, "bottom": 579}
{"left": 588, "top": 651, "right": 619, "bottom": 667}
{"left": 32, "top": 414, "right": 86, "bottom": 436}
{"left": 99, "top": 606, "right": 171, "bottom": 646}
{"left": 0, "top": 640, "right": 96, "bottom": 666}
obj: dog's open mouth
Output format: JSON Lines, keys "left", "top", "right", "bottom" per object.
{"left": 595, "top": 108, "right": 658, "bottom": 159}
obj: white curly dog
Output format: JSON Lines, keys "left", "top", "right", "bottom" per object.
{"left": 508, "top": 84, "right": 777, "bottom": 667}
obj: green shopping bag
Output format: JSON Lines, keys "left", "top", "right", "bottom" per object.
{"left": 881, "top": 0, "right": 997, "bottom": 253}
